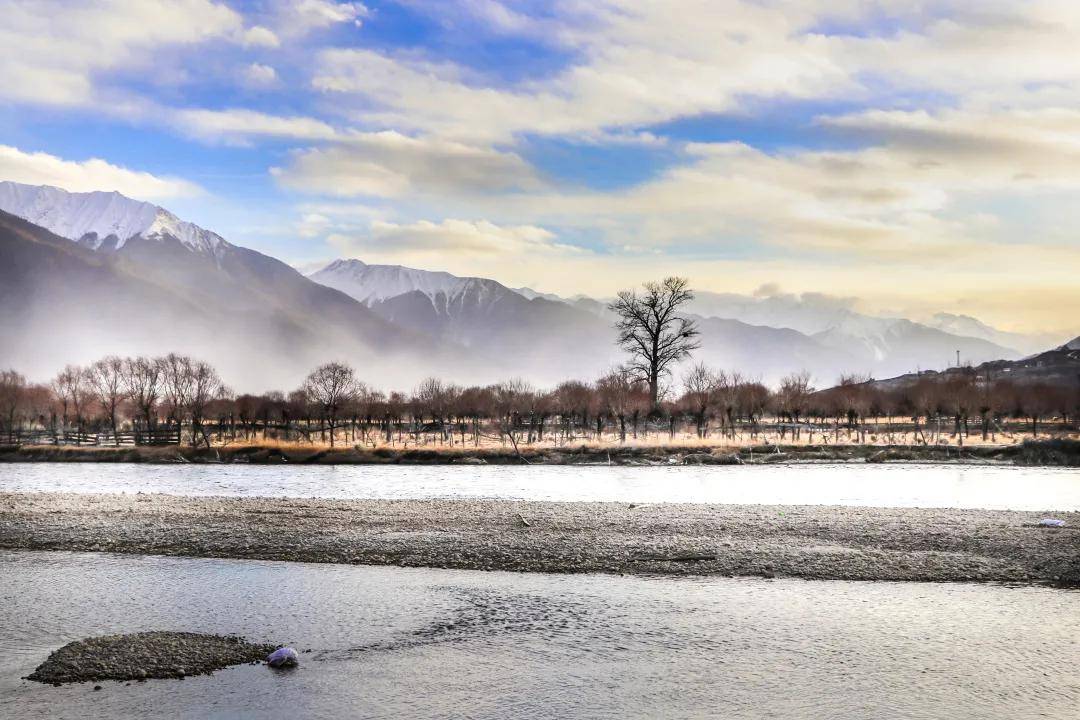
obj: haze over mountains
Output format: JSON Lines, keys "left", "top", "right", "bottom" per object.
{"left": 0, "top": 181, "right": 1064, "bottom": 393}
{"left": 0, "top": 182, "right": 439, "bottom": 390}
{"left": 307, "top": 257, "right": 1035, "bottom": 389}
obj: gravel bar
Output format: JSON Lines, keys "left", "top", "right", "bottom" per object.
{"left": 1, "top": 492, "right": 1078, "bottom": 584}
{"left": 25, "top": 631, "right": 276, "bottom": 685}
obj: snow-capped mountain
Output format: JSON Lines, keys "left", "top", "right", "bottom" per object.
{"left": 312, "top": 259, "right": 461, "bottom": 305}
{"left": 0, "top": 180, "right": 1042, "bottom": 390}
{"left": 811, "top": 316, "right": 1017, "bottom": 377}
{"left": 309, "top": 258, "right": 619, "bottom": 380}
{"left": 684, "top": 290, "right": 859, "bottom": 335}
{"left": 0, "top": 185, "right": 442, "bottom": 390}
{"left": 310, "top": 259, "right": 494, "bottom": 307}
{"left": 926, "top": 312, "right": 1064, "bottom": 355}
{"left": 0, "top": 181, "right": 227, "bottom": 256}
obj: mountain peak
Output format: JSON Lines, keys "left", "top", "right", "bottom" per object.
{"left": 310, "top": 259, "right": 493, "bottom": 306}
{"left": 0, "top": 181, "right": 227, "bottom": 257}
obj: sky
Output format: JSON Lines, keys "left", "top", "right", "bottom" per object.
{"left": 2, "top": 0, "right": 1080, "bottom": 335}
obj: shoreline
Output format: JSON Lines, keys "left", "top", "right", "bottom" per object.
{"left": 2, "top": 492, "right": 1077, "bottom": 585}
{"left": 2, "top": 438, "right": 1079, "bottom": 466}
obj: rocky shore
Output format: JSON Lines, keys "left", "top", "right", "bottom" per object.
{"left": 26, "top": 632, "right": 275, "bottom": 685}
{"left": 2, "top": 438, "right": 1079, "bottom": 466}
{"left": 2, "top": 492, "right": 1077, "bottom": 584}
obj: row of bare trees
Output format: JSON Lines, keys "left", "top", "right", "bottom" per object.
{"left": 2, "top": 356, "right": 1077, "bottom": 449}
{"left": 1, "top": 354, "right": 224, "bottom": 447}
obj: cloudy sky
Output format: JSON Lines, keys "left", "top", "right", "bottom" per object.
{"left": 2, "top": 0, "right": 1079, "bottom": 334}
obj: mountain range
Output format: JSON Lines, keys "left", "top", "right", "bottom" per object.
{"left": 0, "top": 180, "right": 1067, "bottom": 393}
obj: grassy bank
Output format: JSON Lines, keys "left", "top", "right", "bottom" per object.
{"left": 1, "top": 438, "right": 1079, "bottom": 466}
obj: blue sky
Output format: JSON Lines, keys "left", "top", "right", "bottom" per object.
{"left": 2, "top": 1, "right": 1080, "bottom": 334}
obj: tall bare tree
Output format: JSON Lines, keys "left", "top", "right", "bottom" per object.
{"left": 0, "top": 369, "right": 27, "bottom": 442}
{"left": 609, "top": 276, "right": 700, "bottom": 408}
{"left": 303, "top": 362, "right": 359, "bottom": 448}
{"left": 185, "top": 359, "right": 225, "bottom": 448}
{"left": 123, "top": 356, "right": 163, "bottom": 432}
{"left": 161, "top": 353, "right": 194, "bottom": 426}
{"left": 52, "top": 365, "right": 90, "bottom": 441}
{"left": 87, "top": 356, "right": 125, "bottom": 445}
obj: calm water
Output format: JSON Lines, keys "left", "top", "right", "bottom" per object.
{"left": 1, "top": 462, "right": 1078, "bottom": 510}
{"left": 1, "top": 550, "right": 1077, "bottom": 720}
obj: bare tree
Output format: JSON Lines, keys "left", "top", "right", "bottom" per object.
{"left": 493, "top": 378, "right": 534, "bottom": 458}
{"left": 123, "top": 356, "right": 163, "bottom": 432}
{"left": 87, "top": 356, "right": 126, "bottom": 446}
{"left": 609, "top": 277, "right": 700, "bottom": 408}
{"left": 776, "top": 371, "right": 812, "bottom": 440}
{"left": 303, "top": 362, "right": 359, "bottom": 448}
{"left": 186, "top": 360, "right": 226, "bottom": 448}
{"left": 52, "top": 365, "right": 90, "bottom": 441}
{"left": 161, "top": 353, "right": 194, "bottom": 426}
{"left": 0, "top": 370, "right": 27, "bottom": 442}
{"left": 597, "top": 367, "right": 637, "bottom": 442}
{"left": 681, "top": 363, "right": 716, "bottom": 438}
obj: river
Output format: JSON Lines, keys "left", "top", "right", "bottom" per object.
{"left": 1, "top": 550, "right": 1077, "bottom": 719}
{"left": 2, "top": 462, "right": 1079, "bottom": 510}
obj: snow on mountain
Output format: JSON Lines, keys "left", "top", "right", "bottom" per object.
{"left": 811, "top": 315, "right": 900, "bottom": 362}
{"left": 513, "top": 286, "right": 566, "bottom": 303}
{"left": 685, "top": 290, "right": 859, "bottom": 335}
{"left": 811, "top": 316, "right": 1019, "bottom": 378}
{"left": 1065, "top": 336, "right": 1080, "bottom": 351}
{"left": 0, "top": 181, "right": 227, "bottom": 256}
{"left": 927, "top": 312, "right": 1071, "bottom": 355}
{"left": 308, "top": 257, "right": 509, "bottom": 308}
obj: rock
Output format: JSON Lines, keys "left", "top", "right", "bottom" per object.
{"left": 266, "top": 647, "right": 299, "bottom": 669}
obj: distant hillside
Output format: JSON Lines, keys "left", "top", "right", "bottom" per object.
{"left": 868, "top": 341, "right": 1080, "bottom": 392}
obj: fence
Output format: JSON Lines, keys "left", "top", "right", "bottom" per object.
{"left": 3, "top": 428, "right": 181, "bottom": 447}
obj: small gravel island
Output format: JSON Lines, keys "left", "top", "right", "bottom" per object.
{"left": 25, "top": 631, "right": 277, "bottom": 685}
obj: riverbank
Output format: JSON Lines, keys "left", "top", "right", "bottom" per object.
{"left": 2, "top": 438, "right": 1078, "bottom": 466}
{"left": 2, "top": 492, "right": 1077, "bottom": 584}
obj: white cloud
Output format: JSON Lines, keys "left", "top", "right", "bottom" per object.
{"left": 271, "top": 132, "right": 541, "bottom": 197}
{"left": 0, "top": 145, "right": 201, "bottom": 199}
{"left": 174, "top": 108, "right": 338, "bottom": 142}
{"left": 311, "top": 3, "right": 855, "bottom": 141}
{"left": 270, "top": 0, "right": 369, "bottom": 37}
{"left": 0, "top": 1, "right": 297, "bottom": 108}
{"left": 240, "top": 63, "right": 279, "bottom": 87}
{"left": 328, "top": 218, "right": 583, "bottom": 259}
{"left": 0, "top": 0, "right": 255, "bottom": 107}
{"left": 239, "top": 25, "right": 280, "bottom": 48}
{"left": 308, "top": 1, "right": 1080, "bottom": 146}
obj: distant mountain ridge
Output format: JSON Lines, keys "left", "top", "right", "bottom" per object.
{"left": 0, "top": 183, "right": 447, "bottom": 390}
{"left": 0, "top": 181, "right": 227, "bottom": 257}
{"left": 0, "top": 180, "right": 1060, "bottom": 391}
{"left": 309, "top": 258, "right": 1023, "bottom": 385}
{"left": 310, "top": 259, "right": 485, "bottom": 306}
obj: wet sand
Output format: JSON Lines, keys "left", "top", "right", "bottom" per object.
{"left": 2, "top": 492, "right": 1077, "bottom": 584}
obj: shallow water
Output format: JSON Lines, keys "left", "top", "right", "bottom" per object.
{"left": 0, "top": 550, "right": 1077, "bottom": 719}
{"left": 2, "top": 462, "right": 1078, "bottom": 510}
